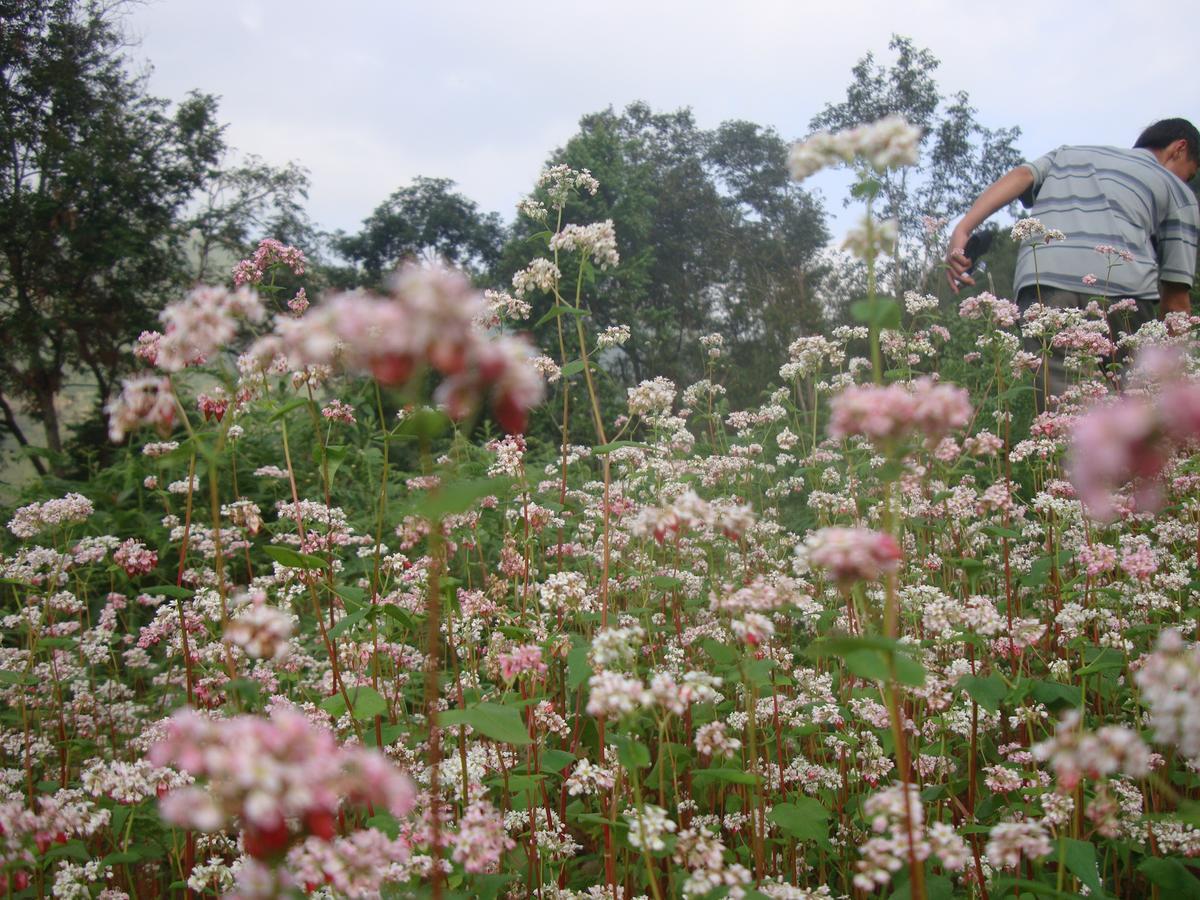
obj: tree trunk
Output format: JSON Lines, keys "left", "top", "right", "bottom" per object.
{"left": 0, "top": 390, "right": 47, "bottom": 477}
{"left": 33, "top": 382, "right": 63, "bottom": 461}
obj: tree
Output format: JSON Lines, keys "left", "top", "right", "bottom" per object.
{"left": 502, "top": 103, "right": 828, "bottom": 401}
{"left": 334, "top": 177, "right": 503, "bottom": 287}
{"left": 810, "top": 35, "right": 1023, "bottom": 299}
{"left": 186, "top": 156, "right": 315, "bottom": 283}
{"left": 0, "top": 0, "right": 223, "bottom": 468}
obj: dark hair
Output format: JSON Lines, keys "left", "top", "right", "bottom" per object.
{"left": 1134, "top": 118, "right": 1200, "bottom": 164}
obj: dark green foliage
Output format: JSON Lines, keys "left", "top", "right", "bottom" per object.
{"left": 811, "top": 35, "right": 1023, "bottom": 299}
{"left": 0, "top": 0, "right": 223, "bottom": 460}
{"left": 503, "top": 102, "right": 829, "bottom": 405}
{"left": 334, "top": 176, "right": 504, "bottom": 287}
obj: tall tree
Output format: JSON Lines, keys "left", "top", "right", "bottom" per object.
{"left": 334, "top": 176, "right": 503, "bottom": 287}
{"left": 810, "top": 35, "right": 1023, "bottom": 298}
{"left": 502, "top": 103, "right": 828, "bottom": 400}
{"left": 0, "top": 0, "right": 223, "bottom": 466}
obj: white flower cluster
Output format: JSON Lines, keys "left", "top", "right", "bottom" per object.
{"left": 854, "top": 782, "right": 968, "bottom": 892}
{"left": 550, "top": 220, "right": 620, "bottom": 269}
{"left": 1032, "top": 709, "right": 1153, "bottom": 788}
{"left": 624, "top": 804, "right": 677, "bottom": 851}
{"left": 7, "top": 493, "right": 95, "bottom": 539}
{"left": 1011, "top": 217, "right": 1066, "bottom": 245}
{"left": 223, "top": 593, "right": 295, "bottom": 661}
{"left": 597, "top": 324, "right": 632, "bottom": 349}
{"left": 788, "top": 115, "right": 922, "bottom": 181}
{"left": 903, "top": 291, "right": 940, "bottom": 315}
{"left": 538, "top": 571, "right": 592, "bottom": 612}
{"left": 512, "top": 258, "right": 562, "bottom": 298}
{"left": 985, "top": 820, "right": 1053, "bottom": 869}
{"left": 1135, "top": 629, "right": 1200, "bottom": 762}
{"left": 483, "top": 289, "right": 531, "bottom": 323}
{"left": 537, "top": 164, "right": 600, "bottom": 206}
{"left": 699, "top": 333, "right": 724, "bottom": 359}
{"left": 842, "top": 215, "right": 899, "bottom": 260}
{"left": 627, "top": 376, "right": 677, "bottom": 417}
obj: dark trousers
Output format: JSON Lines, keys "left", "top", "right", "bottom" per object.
{"left": 1015, "top": 285, "right": 1156, "bottom": 412}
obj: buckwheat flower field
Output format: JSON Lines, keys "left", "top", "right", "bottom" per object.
{"left": 4, "top": 119, "right": 1200, "bottom": 900}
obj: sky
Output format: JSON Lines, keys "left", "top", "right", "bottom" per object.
{"left": 122, "top": 0, "right": 1200, "bottom": 240}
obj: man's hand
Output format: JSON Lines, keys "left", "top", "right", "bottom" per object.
{"left": 1161, "top": 282, "right": 1193, "bottom": 316}
{"left": 945, "top": 224, "right": 975, "bottom": 293}
{"left": 944, "top": 166, "right": 1036, "bottom": 293}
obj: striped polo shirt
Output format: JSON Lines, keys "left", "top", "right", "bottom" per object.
{"left": 1013, "top": 145, "right": 1199, "bottom": 300}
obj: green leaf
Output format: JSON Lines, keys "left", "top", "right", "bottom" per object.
{"left": 1021, "top": 554, "right": 1056, "bottom": 587}
{"left": 982, "top": 524, "right": 1023, "bottom": 539}
{"left": 957, "top": 674, "right": 1007, "bottom": 713}
{"left": 439, "top": 703, "right": 531, "bottom": 745}
{"left": 1061, "top": 838, "right": 1104, "bottom": 897}
{"left": 567, "top": 645, "right": 592, "bottom": 692}
{"left": 269, "top": 397, "right": 310, "bottom": 422}
{"left": 702, "top": 638, "right": 739, "bottom": 666}
{"left": 611, "top": 734, "right": 651, "bottom": 770}
{"left": 263, "top": 545, "right": 329, "bottom": 571}
{"left": 380, "top": 604, "right": 417, "bottom": 630}
{"left": 561, "top": 359, "right": 590, "bottom": 378}
{"left": 1139, "top": 858, "right": 1200, "bottom": 898}
{"left": 649, "top": 575, "right": 684, "bottom": 590}
{"left": 367, "top": 812, "right": 400, "bottom": 838}
{"left": 0, "top": 670, "right": 37, "bottom": 686}
{"left": 843, "top": 649, "right": 891, "bottom": 683}
{"left": 420, "top": 477, "right": 513, "bottom": 519}
{"left": 320, "top": 685, "right": 388, "bottom": 721}
{"left": 534, "top": 304, "right": 591, "bottom": 328}
{"left": 768, "top": 798, "right": 829, "bottom": 842}
{"left": 139, "top": 584, "right": 194, "bottom": 598}
{"left": 222, "top": 678, "right": 262, "bottom": 706}
{"left": 1029, "top": 679, "right": 1080, "bottom": 711}
{"left": 1077, "top": 647, "right": 1125, "bottom": 676}
{"left": 693, "top": 768, "right": 759, "bottom": 786}
{"left": 850, "top": 297, "right": 901, "bottom": 330}
{"left": 328, "top": 608, "right": 368, "bottom": 638}
{"left": 540, "top": 749, "right": 576, "bottom": 774}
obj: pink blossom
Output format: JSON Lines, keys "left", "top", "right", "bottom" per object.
{"left": 799, "top": 527, "right": 902, "bottom": 584}
{"left": 149, "top": 707, "right": 415, "bottom": 858}
{"left": 497, "top": 644, "right": 547, "bottom": 681}
{"left": 451, "top": 800, "right": 514, "bottom": 873}
{"left": 232, "top": 238, "right": 307, "bottom": 286}
{"left": 106, "top": 375, "right": 177, "bottom": 443}
{"left": 113, "top": 539, "right": 157, "bottom": 577}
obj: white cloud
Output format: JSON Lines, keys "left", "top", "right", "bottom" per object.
{"left": 124, "top": 0, "right": 1198, "bottom": 238}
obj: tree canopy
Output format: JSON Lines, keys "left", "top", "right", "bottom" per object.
{"left": 0, "top": 0, "right": 224, "bottom": 466}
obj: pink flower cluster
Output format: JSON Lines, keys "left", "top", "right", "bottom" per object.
{"left": 106, "top": 375, "right": 177, "bottom": 443}
{"left": 1032, "top": 710, "right": 1152, "bottom": 790}
{"left": 1067, "top": 371, "right": 1200, "bottom": 522}
{"left": 112, "top": 539, "right": 157, "bottom": 577}
{"left": 277, "top": 264, "right": 544, "bottom": 433}
{"left": 828, "top": 377, "right": 971, "bottom": 445}
{"left": 232, "top": 238, "right": 308, "bottom": 286}
{"left": 153, "top": 285, "right": 266, "bottom": 372}
{"left": 7, "top": 492, "right": 95, "bottom": 539}
{"left": 148, "top": 707, "right": 415, "bottom": 859}
{"left": 799, "top": 527, "right": 902, "bottom": 584}
{"left": 451, "top": 800, "right": 515, "bottom": 873}
{"left": 497, "top": 644, "right": 547, "bottom": 681}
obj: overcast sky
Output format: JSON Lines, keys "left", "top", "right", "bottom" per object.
{"left": 123, "top": 1, "right": 1199, "bottom": 240}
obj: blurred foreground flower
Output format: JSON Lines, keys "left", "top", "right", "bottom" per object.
{"left": 149, "top": 707, "right": 415, "bottom": 859}
{"left": 788, "top": 115, "right": 921, "bottom": 181}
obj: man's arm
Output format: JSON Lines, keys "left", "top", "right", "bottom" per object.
{"left": 1160, "top": 281, "right": 1193, "bottom": 315}
{"left": 945, "top": 166, "right": 1036, "bottom": 292}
